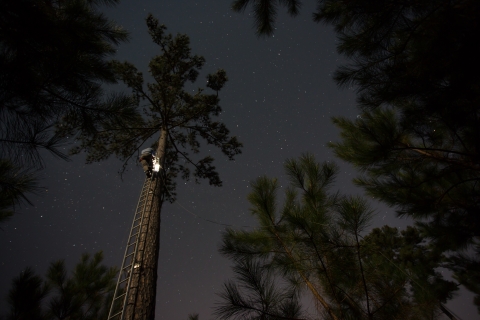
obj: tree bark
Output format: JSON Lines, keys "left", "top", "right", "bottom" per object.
{"left": 125, "top": 127, "right": 167, "bottom": 320}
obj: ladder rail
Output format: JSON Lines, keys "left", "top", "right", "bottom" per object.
{"left": 123, "top": 171, "right": 161, "bottom": 318}
{"left": 107, "top": 176, "right": 154, "bottom": 320}
{"left": 108, "top": 176, "right": 151, "bottom": 320}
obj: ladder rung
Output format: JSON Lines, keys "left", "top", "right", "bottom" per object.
{"left": 109, "top": 310, "right": 123, "bottom": 320}
{"left": 113, "top": 292, "right": 126, "bottom": 301}
{"left": 132, "top": 221, "right": 142, "bottom": 228}
{"left": 132, "top": 217, "right": 142, "bottom": 229}
{"left": 129, "top": 231, "right": 139, "bottom": 239}
{"left": 130, "top": 224, "right": 140, "bottom": 233}
{"left": 125, "top": 238, "right": 137, "bottom": 248}
{"left": 124, "top": 252, "right": 134, "bottom": 259}
{"left": 131, "top": 222, "right": 141, "bottom": 229}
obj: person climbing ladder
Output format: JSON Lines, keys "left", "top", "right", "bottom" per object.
{"left": 139, "top": 147, "right": 155, "bottom": 178}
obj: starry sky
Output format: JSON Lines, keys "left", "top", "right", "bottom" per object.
{"left": 0, "top": 1, "right": 476, "bottom": 319}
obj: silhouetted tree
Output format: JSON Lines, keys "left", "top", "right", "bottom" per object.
{"left": 4, "top": 251, "right": 116, "bottom": 320}
{"left": 233, "top": 0, "right": 480, "bottom": 311}
{"left": 216, "top": 154, "right": 457, "bottom": 319}
{"left": 0, "top": 0, "right": 136, "bottom": 218}
{"left": 75, "top": 15, "right": 242, "bottom": 319}
{"left": 6, "top": 268, "right": 49, "bottom": 320}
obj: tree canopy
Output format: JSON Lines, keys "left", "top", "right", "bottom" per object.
{"left": 74, "top": 14, "right": 243, "bottom": 202}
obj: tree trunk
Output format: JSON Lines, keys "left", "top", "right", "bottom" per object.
{"left": 125, "top": 127, "right": 167, "bottom": 320}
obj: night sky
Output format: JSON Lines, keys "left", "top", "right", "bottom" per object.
{"left": 0, "top": 1, "right": 476, "bottom": 319}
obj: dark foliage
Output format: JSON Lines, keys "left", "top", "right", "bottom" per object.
{"left": 4, "top": 251, "right": 117, "bottom": 320}
{"left": 0, "top": 159, "right": 39, "bottom": 223}
{"left": 231, "top": 0, "right": 302, "bottom": 36}
{"left": 215, "top": 259, "right": 303, "bottom": 320}
{"left": 6, "top": 268, "right": 49, "bottom": 320}
{"left": 232, "top": 0, "right": 480, "bottom": 311}
{"left": 216, "top": 155, "right": 456, "bottom": 319}
{"left": 323, "top": 0, "right": 480, "bottom": 310}
{"left": 0, "top": 0, "right": 135, "bottom": 217}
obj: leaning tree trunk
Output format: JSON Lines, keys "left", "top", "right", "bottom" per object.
{"left": 125, "top": 127, "right": 167, "bottom": 320}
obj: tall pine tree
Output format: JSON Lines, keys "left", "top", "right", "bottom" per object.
{"left": 74, "top": 15, "right": 242, "bottom": 319}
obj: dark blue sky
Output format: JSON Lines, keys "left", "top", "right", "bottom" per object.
{"left": 0, "top": 1, "right": 475, "bottom": 319}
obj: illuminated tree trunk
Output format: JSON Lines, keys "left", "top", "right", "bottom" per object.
{"left": 125, "top": 127, "right": 167, "bottom": 320}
